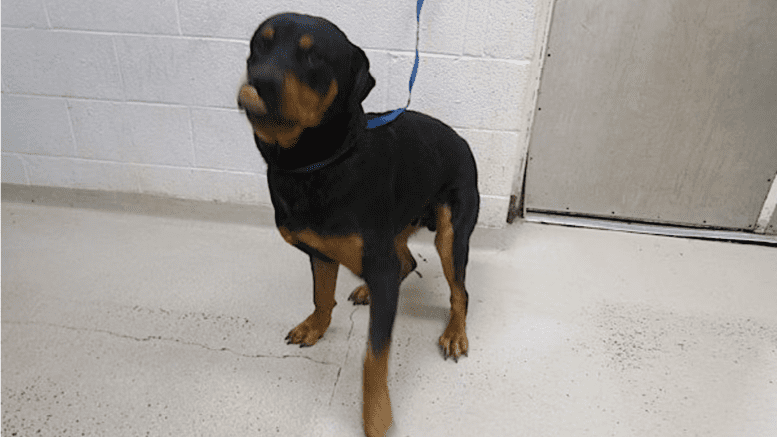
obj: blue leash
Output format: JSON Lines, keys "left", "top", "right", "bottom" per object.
{"left": 366, "top": 0, "right": 424, "bottom": 129}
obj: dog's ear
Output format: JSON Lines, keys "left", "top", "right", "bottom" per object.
{"left": 349, "top": 45, "right": 376, "bottom": 108}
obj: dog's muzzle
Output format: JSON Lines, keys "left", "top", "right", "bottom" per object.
{"left": 238, "top": 73, "right": 338, "bottom": 148}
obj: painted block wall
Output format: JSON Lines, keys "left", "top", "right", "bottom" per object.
{"left": 2, "top": 0, "right": 538, "bottom": 228}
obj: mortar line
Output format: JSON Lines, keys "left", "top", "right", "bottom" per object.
{"left": 173, "top": 0, "right": 184, "bottom": 36}
{"left": 0, "top": 25, "right": 249, "bottom": 45}
{"left": 41, "top": 1, "right": 53, "bottom": 28}
{"left": 383, "top": 49, "right": 532, "bottom": 65}
{"left": 63, "top": 98, "right": 79, "bottom": 158}
{"left": 2, "top": 91, "right": 522, "bottom": 135}
{"left": 0, "top": 152, "right": 263, "bottom": 175}
{"left": 110, "top": 35, "right": 128, "bottom": 102}
{"left": 0, "top": 91, "right": 243, "bottom": 112}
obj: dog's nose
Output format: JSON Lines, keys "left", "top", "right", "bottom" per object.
{"left": 247, "top": 63, "right": 286, "bottom": 113}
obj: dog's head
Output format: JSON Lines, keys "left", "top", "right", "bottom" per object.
{"left": 237, "top": 13, "right": 375, "bottom": 148}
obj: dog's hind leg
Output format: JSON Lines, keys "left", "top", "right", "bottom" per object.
{"left": 434, "top": 194, "right": 478, "bottom": 360}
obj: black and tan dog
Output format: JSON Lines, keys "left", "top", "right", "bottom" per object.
{"left": 237, "top": 13, "right": 479, "bottom": 437}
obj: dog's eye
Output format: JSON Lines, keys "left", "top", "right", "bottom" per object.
{"left": 254, "top": 37, "right": 272, "bottom": 54}
{"left": 305, "top": 50, "right": 322, "bottom": 67}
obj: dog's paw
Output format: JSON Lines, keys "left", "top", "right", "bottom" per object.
{"left": 285, "top": 313, "right": 330, "bottom": 347}
{"left": 363, "top": 394, "right": 392, "bottom": 437}
{"left": 348, "top": 285, "right": 370, "bottom": 305}
{"left": 438, "top": 322, "right": 468, "bottom": 361}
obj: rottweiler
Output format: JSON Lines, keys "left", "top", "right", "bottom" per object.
{"left": 237, "top": 13, "right": 479, "bottom": 437}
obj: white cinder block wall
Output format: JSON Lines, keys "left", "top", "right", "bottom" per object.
{"left": 2, "top": 0, "right": 541, "bottom": 228}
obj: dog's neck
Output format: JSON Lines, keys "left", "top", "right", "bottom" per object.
{"left": 258, "top": 111, "right": 365, "bottom": 173}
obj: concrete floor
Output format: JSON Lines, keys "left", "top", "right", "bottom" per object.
{"left": 2, "top": 193, "right": 777, "bottom": 437}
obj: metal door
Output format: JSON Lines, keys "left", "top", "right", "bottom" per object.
{"left": 525, "top": 0, "right": 777, "bottom": 234}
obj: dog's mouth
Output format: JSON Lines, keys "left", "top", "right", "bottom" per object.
{"left": 238, "top": 73, "right": 338, "bottom": 148}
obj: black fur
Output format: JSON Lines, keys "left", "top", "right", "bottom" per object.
{"left": 242, "top": 12, "right": 479, "bottom": 357}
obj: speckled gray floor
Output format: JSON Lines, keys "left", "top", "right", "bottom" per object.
{"left": 3, "top": 194, "right": 776, "bottom": 436}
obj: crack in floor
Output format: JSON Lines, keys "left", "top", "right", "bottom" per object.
{"left": 3, "top": 320, "right": 338, "bottom": 367}
{"left": 329, "top": 306, "right": 362, "bottom": 406}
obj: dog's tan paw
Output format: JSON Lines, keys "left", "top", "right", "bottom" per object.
{"left": 348, "top": 285, "right": 370, "bottom": 305}
{"left": 438, "top": 321, "right": 468, "bottom": 361}
{"left": 285, "top": 313, "right": 330, "bottom": 347}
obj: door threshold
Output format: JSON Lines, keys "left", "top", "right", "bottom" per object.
{"left": 524, "top": 211, "right": 777, "bottom": 246}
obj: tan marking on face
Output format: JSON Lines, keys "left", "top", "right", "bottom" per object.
{"left": 281, "top": 73, "right": 339, "bottom": 131}
{"left": 299, "top": 34, "right": 314, "bottom": 50}
{"left": 261, "top": 26, "right": 274, "bottom": 40}
{"left": 241, "top": 72, "right": 338, "bottom": 148}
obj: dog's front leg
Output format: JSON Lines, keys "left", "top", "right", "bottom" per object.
{"left": 362, "top": 255, "right": 401, "bottom": 437}
{"left": 286, "top": 256, "right": 338, "bottom": 346}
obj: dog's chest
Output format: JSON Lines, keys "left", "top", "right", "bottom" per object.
{"left": 278, "top": 226, "right": 364, "bottom": 275}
